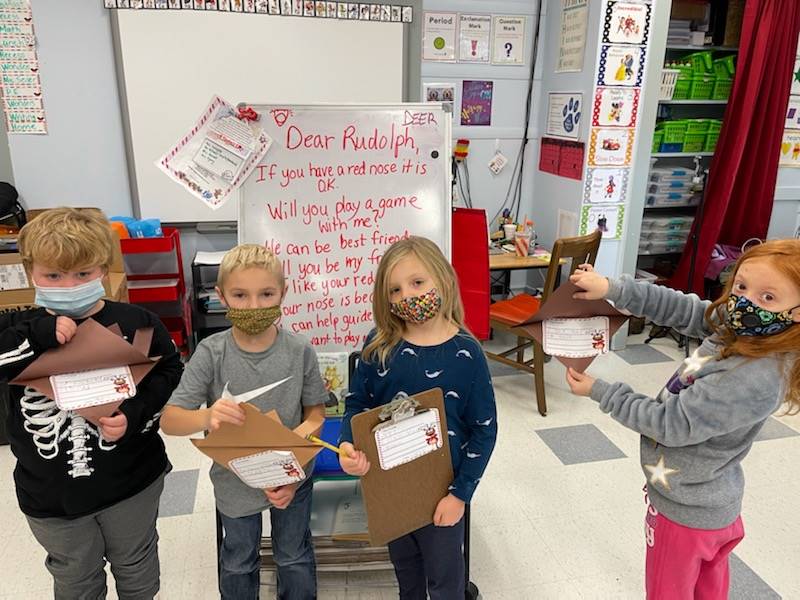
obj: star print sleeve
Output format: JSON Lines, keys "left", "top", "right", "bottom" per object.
{"left": 606, "top": 274, "right": 713, "bottom": 341}
{"left": 451, "top": 353, "right": 497, "bottom": 503}
{"left": 339, "top": 353, "right": 375, "bottom": 446}
{"left": 589, "top": 358, "right": 782, "bottom": 447}
{"left": 117, "top": 314, "right": 183, "bottom": 443}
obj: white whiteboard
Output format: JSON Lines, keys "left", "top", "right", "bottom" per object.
{"left": 239, "top": 103, "right": 452, "bottom": 353}
{"left": 114, "top": 10, "right": 404, "bottom": 222}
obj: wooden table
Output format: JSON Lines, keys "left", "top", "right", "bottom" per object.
{"left": 489, "top": 251, "right": 563, "bottom": 297}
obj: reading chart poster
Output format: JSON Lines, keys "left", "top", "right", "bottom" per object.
{"left": 580, "top": 204, "right": 624, "bottom": 239}
{"left": 588, "top": 127, "right": 634, "bottom": 166}
{"left": 584, "top": 167, "right": 628, "bottom": 204}
{"left": 603, "top": 1, "right": 650, "bottom": 46}
{"left": 598, "top": 45, "right": 644, "bottom": 87}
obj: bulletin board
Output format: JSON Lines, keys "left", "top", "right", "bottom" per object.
{"left": 112, "top": 8, "right": 411, "bottom": 222}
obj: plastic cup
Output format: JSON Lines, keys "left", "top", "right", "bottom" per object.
{"left": 514, "top": 231, "right": 531, "bottom": 257}
{"left": 503, "top": 224, "right": 516, "bottom": 240}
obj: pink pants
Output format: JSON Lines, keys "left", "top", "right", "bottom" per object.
{"left": 644, "top": 504, "right": 744, "bottom": 599}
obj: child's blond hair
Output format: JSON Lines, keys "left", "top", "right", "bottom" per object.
{"left": 18, "top": 207, "right": 114, "bottom": 272}
{"left": 217, "top": 244, "right": 284, "bottom": 291}
{"left": 363, "top": 236, "right": 470, "bottom": 367}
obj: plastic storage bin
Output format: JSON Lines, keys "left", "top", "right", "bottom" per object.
{"left": 712, "top": 78, "right": 732, "bottom": 100}
{"left": 645, "top": 192, "right": 696, "bottom": 208}
{"left": 687, "top": 51, "right": 713, "bottom": 73}
{"left": 650, "top": 167, "right": 693, "bottom": 182}
{"left": 660, "top": 69, "right": 680, "bottom": 101}
{"left": 652, "top": 130, "right": 664, "bottom": 153}
{"left": 638, "top": 239, "right": 688, "bottom": 255}
{"left": 712, "top": 55, "right": 736, "bottom": 79}
{"left": 648, "top": 180, "right": 693, "bottom": 193}
{"left": 688, "top": 74, "right": 715, "bottom": 100}
{"left": 642, "top": 215, "right": 694, "bottom": 231}
{"left": 704, "top": 120, "right": 723, "bottom": 151}
{"left": 639, "top": 229, "right": 692, "bottom": 242}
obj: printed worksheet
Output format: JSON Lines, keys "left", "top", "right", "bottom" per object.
{"left": 51, "top": 366, "right": 136, "bottom": 411}
{"left": 543, "top": 317, "right": 610, "bottom": 358}
{"left": 374, "top": 408, "right": 442, "bottom": 470}
{"left": 229, "top": 450, "right": 305, "bottom": 489}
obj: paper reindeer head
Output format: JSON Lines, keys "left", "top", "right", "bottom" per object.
{"left": 12, "top": 319, "right": 159, "bottom": 424}
{"left": 518, "top": 280, "right": 629, "bottom": 372}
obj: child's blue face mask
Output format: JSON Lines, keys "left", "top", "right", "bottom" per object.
{"left": 34, "top": 277, "right": 106, "bottom": 318}
{"left": 726, "top": 294, "right": 799, "bottom": 337}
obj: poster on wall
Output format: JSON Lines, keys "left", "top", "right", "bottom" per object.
{"left": 422, "top": 82, "right": 455, "bottom": 103}
{"left": 579, "top": 204, "right": 625, "bottom": 239}
{"left": 603, "top": 1, "right": 650, "bottom": 46}
{"left": 546, "top": 92, "right": 583, "bottom": 140}
{"left": 592, "top": 87, "right": 640, "bottom": 128}
{"left": 588, "top": 128, "right": 634, "bottom": 166}
{"left": 556, "top": 0, "right": 588, "bottom": 73}
{"left": 458, "top": 14, "right": 491, "bottom": 63}
{"left": 786, "top": 97, "right": 800, "bottom": 129}
{"left": 461, "top": 80, "right": 493, "bottom": 126}
{"left": 792, "top": 58, "right": 800, "bottom": 96}
{"left": 779, "top": 130, "right": 800, "bottom": 168}
{"left": 583, "top": 167, "right": 629, "bottom": 204}
{"left": 491, "top": 15, "right": 526, "bottom": 65}
{"left": 597, "top": 45, "right": 645, "bottom": 87}
{"left": 422, "top": 12, "right": 457, "bottom": 61}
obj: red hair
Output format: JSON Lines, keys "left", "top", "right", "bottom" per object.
{"left": 705, "top": 239, "right": 800, "bottom": 414}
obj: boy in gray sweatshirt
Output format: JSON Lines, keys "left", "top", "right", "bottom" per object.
{"left": 566, "top": 239, "right": 800, "bottom": 600}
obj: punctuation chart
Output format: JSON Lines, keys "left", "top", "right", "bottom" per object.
{"left": 239, "top": 104, "right": 452, "bottom": 353}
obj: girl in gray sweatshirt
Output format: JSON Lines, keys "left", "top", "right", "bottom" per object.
{"left": 566, "top": 239, "right": 800, "bottom": 600}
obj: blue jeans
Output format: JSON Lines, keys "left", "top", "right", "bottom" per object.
{"left": 218, "top": 479, "right": 316, "bottom": 600}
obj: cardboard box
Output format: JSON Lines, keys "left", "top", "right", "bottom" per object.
{"left": 0, "top": 229, "right": 128, "bottom": 311}
{"left": 671, "top": 0, "right": 710, "bottom": 22}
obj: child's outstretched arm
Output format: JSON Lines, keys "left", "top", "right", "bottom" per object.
{"left": 338, "top": 354, "right": 374, "bottom": 476}
{"left": 0, "top": 311, "right": 62, "bottom": 380}
{"left": 571, "top": 266, "right": 713, "bottom": 341}
{"left": 568, "top": 359, "right": 782, "bottom": 447}
{"left": 111, "top": 315, "right": 183, "bottom": 443}
{"left": 161, "top": 342, "right": 245, "bottom": 436}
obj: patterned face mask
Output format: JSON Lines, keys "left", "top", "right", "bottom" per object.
{"left": 726, "top": 294, "right": 799, "bottom": 337}
{"left": 389, "top": 288, "right": 442, "bottom": 324}
{"left": 226, "top": 305, "right": 281, "bottom": 335}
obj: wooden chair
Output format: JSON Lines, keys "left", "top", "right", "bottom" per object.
{"left": 485, "top": 230, "right": 602, "bottom": 416}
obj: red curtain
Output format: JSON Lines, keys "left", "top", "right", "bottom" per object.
{"left": 670, "top": 0, "right": 800, "bottom": 294}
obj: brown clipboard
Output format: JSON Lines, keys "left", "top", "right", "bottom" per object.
{"left": 351, "top": 388, "right": 453, "bottom": 547}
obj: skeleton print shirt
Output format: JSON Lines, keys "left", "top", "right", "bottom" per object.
{"left": 0, "top": 302, "right": 183, "bottom": 519}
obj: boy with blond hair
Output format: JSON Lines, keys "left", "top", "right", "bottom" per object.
{"left": 161, "top": 243, "right": 328, "bottom": 600}
{"left": 0, "top": 207, "right": 183, "bottom": 599}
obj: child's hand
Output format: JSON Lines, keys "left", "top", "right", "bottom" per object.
{"left": 55, "top": 316, "right": 77, "bottom": 345}
{"left": 566, "top": 367, "right": 596, "bottom": 397}
{"left": 339, "top": 442, "right": 370, "bottom": 476}
{"left": 204, "top": 399, "right": 245, "bottom": 431}
{"left": 570, "top": 264, "right": 610, "bottom": 300}
{"left": 98, "top": 411, "right": 128, "bottom": 442}
{"left": 433, "top": 493, "right": 465, "bottom": 527}
{"left": 265, "top": 483, "right": 298, "bottom": 509}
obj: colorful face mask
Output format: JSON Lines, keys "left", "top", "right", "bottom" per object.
{"left": 226, "top": 305, "right": 281, "bottom": 335}
{"left": 34, "top": 277, "right": 106, "bottom": 318}
{"left": 726, "top": 294, "right": 799, "bottom": 337}
{"left": 389, "top": 288, "right": 442, "bottom": 324}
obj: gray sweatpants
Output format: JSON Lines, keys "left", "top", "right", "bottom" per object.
{"left": 25, "top": 473, "right": 165, "bottom": 600}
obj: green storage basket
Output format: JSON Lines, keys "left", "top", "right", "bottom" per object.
{"left": 704, "top": 130, "right": 720, "bottom": 152}
{"left": 689, "top": 74, "right": 715, "bottom": 100}
{"left": 685, "top": 119, "right": 710, "bottom": 134}
{"left": 712, "top": 78, "right": 732, "bottom": 100}
{"left": 712, "top": 55, "right": 736, "bottom": 79}
{"left": 652, "top": 130, "right": 664, "bottom": 153}
{"left": 660, "top": 120, "right": 687, "bottom": 144}
{"left": 687, "top": 51, "right": 713, "bottom": 73}
{"left": 707, "top": 119, "right": 723, "bottom": 134}
{"left": 683, "top": 132, "right": 707, "bottom": 153}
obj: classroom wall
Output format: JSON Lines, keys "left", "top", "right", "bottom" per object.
{"left": 0, "top": 119, "right": 13, "bottom": 185}
{"left": 421, "top": 0, "right": 544, "bottom": 292}
{"left": 7, "top": 0, "right": 132, "bottom": 216}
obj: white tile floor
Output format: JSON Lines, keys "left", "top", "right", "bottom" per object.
{"left": 1, "top": 332, "right": 798, "bottom": 599}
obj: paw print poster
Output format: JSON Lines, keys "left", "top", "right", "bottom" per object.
{"left": 598, "top": 45, "right": 644, "bottom": 87}
{"left": 546, "top": 92, "right": 583, "bottom": 140}
{"left": 588, "top": 127, "right": 634, "bottom": 166}
{"left": 592, "top": 87, "right": 639, "bottom": 128}
{"left": 603, "top": 1, "right": 650, "bottom": 46}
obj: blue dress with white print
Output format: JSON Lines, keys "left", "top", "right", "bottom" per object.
{"left": 339, "top": 330, "right": 497, "bottom": 503}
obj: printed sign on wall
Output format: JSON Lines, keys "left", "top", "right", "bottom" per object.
{"left": 579, "top": 204, "right": 625, "bottom": 239}
{"left": 546, "top": 92, "right": 583, "bottom": 140}
{"left": 597, "top": 45, "right": 645, "bottom": 87}
{"left": 491, "top": 15, "right": 526, "bottom": 65}
{"left": 458, "top": 13, "right": 491, "bottom": 63}
{"left": 602, "top": 1, "right": 650, "bottom": 46}
{"left": 592, "top": 87, "right": 640, "bottom": 128}
{"left": 588, "top": 127, "right": 634, "bottom": 166}
{"left": 423, "top": 12, "right": 457, "bottom": 61}
{"left": 583, "top": 167, "right": 629, "bottom": 204}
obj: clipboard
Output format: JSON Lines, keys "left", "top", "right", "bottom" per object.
{"left": 351, "top": 388, "right": 453, "bottom": 547}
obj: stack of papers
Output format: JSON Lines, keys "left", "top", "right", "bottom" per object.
{"left": 194, "top": 250, "right": 227, "bottom": 265}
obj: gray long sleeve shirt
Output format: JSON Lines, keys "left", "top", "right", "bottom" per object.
{"left": 590, "top": 275, "right": 785, "bottom": 529}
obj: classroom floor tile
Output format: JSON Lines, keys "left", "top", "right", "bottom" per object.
{"left": 614, "top": 343, "right": 676, "bottom": 365}
{"left": 535, "top": 423, "right": 627, "bottom": 465}
{"left": 159, "top": 468, "right": 200, "bottom": 518}
{"left": 754, "top": 416, "right": 800, "bottom": 442}
{"left": 729, "top": 553, "right": 781, "bottom": 599}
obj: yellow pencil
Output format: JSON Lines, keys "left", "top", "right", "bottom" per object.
{"left": 305, "top": 434, "right": 349, "bottom": 456}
